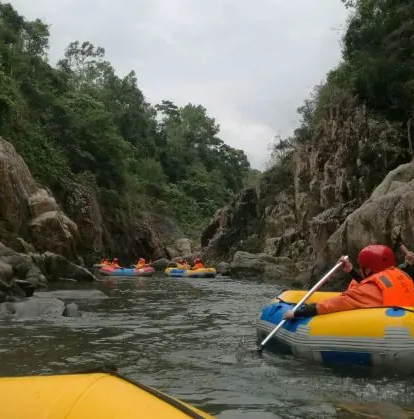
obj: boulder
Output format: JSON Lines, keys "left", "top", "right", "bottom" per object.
{"left": 35, "top": 290, "right": 108, "bottom": 300}
{"left": 324, "top": 162, "right": 414, "bottom": 272}
{"left": 165, "top": 246, "right": 179, "bottom": 259}
{"left": 217, "top": 261, "right": 231, "bottom": 275}
{"left": 0, "top": 243, "right": 46, "bottom": 292}
{"left": 42, "top": 252, "right": 97, "bottom": 282}
{"left": 0, "top": 297, "right": 80, "bottom": 318}
{"left": 151, "top": 258, "right": 169, "bottom": 271}
{"left": 175, "top": 238, "right": 192, "bottom": 258}
{"left": 230, "top": 251, "right": 299, "bottom": 281}
{"left": 0, "top": 260, "right": 13, "bottom": 283}
{"left": 28, "top": 189, "right": 59, "bottom": 218}
{"left": 28, "top": 211, "right": 78, "bottom": 258}
{"left": 0, "top": 136, "right": 79, "bottom": 258}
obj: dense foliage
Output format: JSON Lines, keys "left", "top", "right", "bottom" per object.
{"left": 269, "top": 0, "right": 413, "bottom": 177}
{"left": 0, "top": 3, "right": 253, "bottom": 234}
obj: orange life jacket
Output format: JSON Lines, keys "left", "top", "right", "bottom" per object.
{"left": 347, "top": 279, "right": 359, "bottom": 290}
{"left": 192, "top": 262, "right": 204, "bottom": 270}
{"left": 361, "top": 267, "right": 414, "bottom": 306}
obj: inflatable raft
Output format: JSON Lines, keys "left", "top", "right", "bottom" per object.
{"left": 0, "top": 371, "right": 215, "bottom": 419}
{"left": 99, "top": 266, "right": 155, "bottom": 277}
{"left": 257, "top": 289, "right": 414, "bottom": 373}
{"left": 165, "top": 267, "right": 217, "bottom": 278}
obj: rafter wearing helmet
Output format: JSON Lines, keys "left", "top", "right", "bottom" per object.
{"left": 283, "top": 244, "right": 414, "bottom": 320}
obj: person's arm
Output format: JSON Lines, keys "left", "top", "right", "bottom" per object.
{"left": 398, "top": 262, "right": 414, "bottom": 279}
{"left": 348, "top": 268, "right": 362, "bottom": 282}
{"left": 397, "top": 249, "right": 414, "bottom": 278}
{"left": 283, "top": 303, "right": 318, "bottom": 319}
{"left": 339, "top": 256, "right": 362, "bottom": 282}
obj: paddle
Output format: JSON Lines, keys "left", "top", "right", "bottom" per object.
{"left": 400, "top": 243, "right": 410, "bottom": 255}
{"left": 255, "top": 256, "right": 349, "bottom": 353}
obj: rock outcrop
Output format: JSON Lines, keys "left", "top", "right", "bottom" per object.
{"left": 324, "top": 162, "right": 414, "bottom": 268}
{"left": 201, "top": 93, "right": 412, "bottom": 284}
{"left": 0, "top": 241, "right": 97, "bottom": 299}
{"left": 0, "top": 135, "right": 182, "bottom": 266}
{"left": 231, "top": 251, "right": 300, "bottom": 283}
{"left": 0, "top": 137, "right": 79, "bottom": 258}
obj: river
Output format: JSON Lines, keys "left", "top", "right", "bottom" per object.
{"left": 1, "top": 275, "right": 414, "bottom": 418}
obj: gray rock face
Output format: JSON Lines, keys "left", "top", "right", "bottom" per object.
{"left": 151, "top": 258, "right": 170, "bottom": 271}
{"left": 200, "top": 95, "right": 414, "bottom": 287}
{"left": 217, "top": 262, "right": 231, "bottom": 275}
{"left": 230, "top": 251, "right": 299, "bottom": 281}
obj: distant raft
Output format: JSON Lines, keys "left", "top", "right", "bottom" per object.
{"left": 0, "top": 371, "right": 216, "bottom": 419}
{"left": 257, "top": 289, "right": 414, "bottom": 373}
{"left": 99, "top": 266, "right": 155, "bottom": 277}
{"left": 165, "top": 267, "right": 217, "bottom": 278}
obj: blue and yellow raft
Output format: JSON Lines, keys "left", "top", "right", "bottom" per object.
{"left": 165, "top": 267, "right": 217, "bottom": 278}
{"left": 257, "top": 290, "right": 414, "bottom": 373}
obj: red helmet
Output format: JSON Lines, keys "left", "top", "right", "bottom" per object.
{"left": 357, "top": 245, "right": 396, "bottom": 273}
{"left": 194, "top": 258, "right": 200, "bottom": 263}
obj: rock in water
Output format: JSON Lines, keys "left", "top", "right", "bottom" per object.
{"left": 35, "top": 290, "right": 108, "bottom": 300}
{"left": 0, "top": 297, "right": 65, "bottom": 319}
{"left": 0, "top": 297, "right": 80, "bottom": 319}
{"left": 62, "top": 302, "right": 80, "bottom": 317}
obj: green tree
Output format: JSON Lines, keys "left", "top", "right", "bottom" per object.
{"left": 0, "top": 2, "right": 255, "bottom": 239}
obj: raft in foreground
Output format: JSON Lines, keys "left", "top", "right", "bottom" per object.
{"left": 0, "top": 372, "right": 215, "bottom": 419}
{"left": 165, "top": 267, "right": 217, "bottom": 278}
{"left": 99, "top": 266, "right": 155, "bottom": 277}
{"left": 257, "top": 289, "right": 414, "bottom": 373}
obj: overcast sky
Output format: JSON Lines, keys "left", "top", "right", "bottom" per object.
{"left": 10, "top": 0, "right": 349, "bottom": 170}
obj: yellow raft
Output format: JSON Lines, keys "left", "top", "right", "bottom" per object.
{"left": 257, "top": 290, "right": 414, "bottom": 373}
{"left": 0, "top": 372, "right": 215, "bottom": 419}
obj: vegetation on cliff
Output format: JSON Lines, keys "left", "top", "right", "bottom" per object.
{"left": 0, "top": 2, "right": 253, "bottom": 240}
{"left": 270, "top": 0, "right": 413, "bottom": 182}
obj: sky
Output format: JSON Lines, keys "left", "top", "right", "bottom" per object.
{"left": 10, "top": 0, "right": 350, "bottom": 170}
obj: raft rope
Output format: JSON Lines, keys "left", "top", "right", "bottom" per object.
{"left": 70, "top": 365, "right": 208, "bottom": 419}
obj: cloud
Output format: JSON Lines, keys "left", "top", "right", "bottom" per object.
{"left": 10, "top": 0, "right": 349, "bottom": 169}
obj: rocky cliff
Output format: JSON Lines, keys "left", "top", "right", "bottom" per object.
{"left": 201, "top": 93, "right": 412, "bottom": 285}
{"left": 0, "top": 137, "right": 78, "bottom": 258}
{"left": 0, "top": 135, "right": 185, "bottom": 267}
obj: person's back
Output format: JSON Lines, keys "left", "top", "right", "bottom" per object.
{"left": 112, "top": 258, "right": 121, "bottom": 268}
{"left": 135, "top": 258, "right": 146, "bottom": 269}
{"left": 192, "top": 259, "right": 204, "bottom": 270}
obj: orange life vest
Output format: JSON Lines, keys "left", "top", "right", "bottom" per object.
{"left": 362, "top": 267, "right": 414, "bottom": 306}
{"left": 346, "top": 279, "right": 359, "bottom": 290}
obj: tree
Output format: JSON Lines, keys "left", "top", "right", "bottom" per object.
{"left": 0, "top": 2, "right": 256, "bottom": 236}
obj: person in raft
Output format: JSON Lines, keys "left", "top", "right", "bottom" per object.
{"left": 283, "top": 244, "right": 414, "bottom": 320}
{"left": 134, "top": 258, "right": 146, "bottom": 269}
{"left": 111, "top": 258, "right": 121, "bottom": 268}
{"left": 191, "top": 258, "right": 204, "bottom": 270}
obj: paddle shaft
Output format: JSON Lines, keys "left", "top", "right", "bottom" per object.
{"left": 257, "top": 256, "right": 348, "bottom": 352}
{"left": 400, "top": 243, "right": 410, "bottom": 255}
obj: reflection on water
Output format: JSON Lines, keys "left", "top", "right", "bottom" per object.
{"left": 0, "top": 275, "right": 414, "bottom": 418}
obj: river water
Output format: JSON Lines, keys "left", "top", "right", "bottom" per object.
{"left": 1, "top": 275, "right": 414, "bottom": 418}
